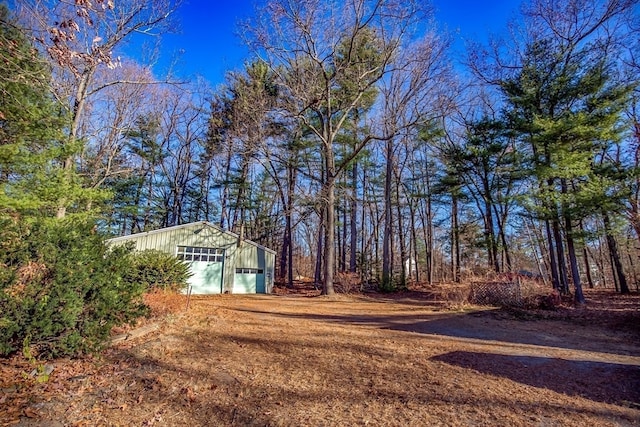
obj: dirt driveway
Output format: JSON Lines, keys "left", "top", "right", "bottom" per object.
{"left": 2, "top": 291, "right": 640, "bottom": 426}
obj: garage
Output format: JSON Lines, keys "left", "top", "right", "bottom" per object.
{"left": 233, "top": 268, "right": 265, "bottom": 294}
{"left": 107, "top": 221, "right": 276, "bottom": 294}
{"left": 176, "top": 246, "right": 225, "bottom": 294}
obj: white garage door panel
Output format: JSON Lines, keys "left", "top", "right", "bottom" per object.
{"left": 188, "top": 261, "right": 223, "bottom": 294}
{"left": 233, "top": 268, "right": 264, "bottom": 294}
{"left": 178, "top": 246, "right": 224, "bottom": 294}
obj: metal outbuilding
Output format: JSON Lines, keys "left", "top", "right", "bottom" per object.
{"left": 107, "top": 221, "right": 276, "bottom": 294}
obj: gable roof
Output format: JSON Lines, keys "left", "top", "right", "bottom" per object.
{"left": 106, "top": 221, "right": 277, "bottom": 254}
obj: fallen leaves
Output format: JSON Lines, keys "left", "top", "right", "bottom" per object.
{"left": 0, "top": 289, "right": 639, "bottom": 426}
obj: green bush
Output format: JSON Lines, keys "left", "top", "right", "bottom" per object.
{"left": 0, "top": 218, "right": 149, "bottom": 358}
{"left": 127, "top": 249, "right": 191, "bottom": 292}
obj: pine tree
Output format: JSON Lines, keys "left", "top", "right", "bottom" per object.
{"left": 0, "top": 6, "right": 148, "bottom": 357}
{"left": 502, "top": 38, "right": 631, "bottom": 303}
{"left": 0, "top": 4, "right": 68, "bottom": 217}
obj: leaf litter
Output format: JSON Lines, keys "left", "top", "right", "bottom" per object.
{"left": 1, "top": 287, "right": 639, "bottom": 426}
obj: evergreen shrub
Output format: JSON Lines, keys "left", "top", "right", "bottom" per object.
{"left": 0, "top": 218, "right": 148, "bottom": 357}
{"left": 126, "top": 249, "right": 191, "bottom": 293}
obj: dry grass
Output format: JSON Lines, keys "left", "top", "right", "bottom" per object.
{"left": 1, "top": 288, "right": 639, "bottom": 426}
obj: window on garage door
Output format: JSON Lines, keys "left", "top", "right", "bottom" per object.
{"left": 235, "top": 268, "right": 264, "bottom": 274}
{"left": 177, "top": 246, "right": 224, "bottom": 262}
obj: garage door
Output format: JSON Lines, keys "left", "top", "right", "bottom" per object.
{"left": 233, "top": 268, "right": 265, "bottom": 294}
{"left": 177, "top": 246, "right": 224, "bottom": 294}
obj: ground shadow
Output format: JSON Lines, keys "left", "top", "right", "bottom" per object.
{"left": 432, "top": 351, "right": 640, "bottom": 406}
{"left": 230, "top": 306, "right": 640, "bottom": 357}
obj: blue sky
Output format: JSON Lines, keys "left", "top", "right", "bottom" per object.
{"left": 151, "top": 0, "right": 519, "bottom": 86}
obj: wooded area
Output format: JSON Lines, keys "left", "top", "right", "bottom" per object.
{"left": 2, "top": 0, "right": 640, "bottom": 302}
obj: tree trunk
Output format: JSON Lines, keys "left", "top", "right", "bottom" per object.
{"left": 494, "top": 204, "right": 512, "bottom": 271}
{"left": 340, "top": 187, "right": 347, "bottom": 272}
{"left": 561, "top": 180, "right": 585, "bottom": 304}
{"left": 583, "top": 246, "right": 595, "bottom": 289}
{"left": 382, "top": 138, "right": 394, "bottom": 290}
{"left": 603, "top": 213, "right": 630, "bottom": 294}
{"left": 287, "top": 218, "right": 294, "bottom": 290}
{"left": 595, "top": 233, "right": 609, "bottom": 288}
{"left": 451, "top": 193, "right": 460, "bottom": 283}
{"left": 322, "top": 175, "right": 336, "bottom": 295}
{"left": 409, "top": 198, "right": 420, "bottom": 283}
{"left": 564, "top": 218, "right": 585, "bottom": 304}
{"left": 482, "top": 179, "right": 499, "bottom": 273}
{"left": 525, "top": 219, "right": 547, "bottom": 286}
{"left": 219, "top": 148, "right": 233, "bottom": 230}
{"left": 314, "top": 210, "right": 324, "bottom": 289}
{"left": 57, "top": 67, "right": 95, "bottom": 219}
{"left": 426, "top": 185, "right": 433, "bottom": 285}
{"left": 286, "top": 163, "right": 297, "bottom": 288}
{"left": 544, "top": 220, "right": 560, "bottom": 290}
{"left": 396, "top": 182, "right": 407, "bottom": 289}
{"left": 337, "top": 204, "right": 343, "bottom": 273}
{"left": 579, "top": 222, "right": 594, "bottom": 289}
{"left": 350, "top": 161, "right": 358, "bottom": 273}
{"left": 279, "top": 225, "right": 289, "bottom": 281}
{"left": 552, "top": 217, "right": 570, "bottom": 294}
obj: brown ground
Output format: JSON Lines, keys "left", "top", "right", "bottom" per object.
{"left": 1, "top": 286, "right": 639, "bottom": 426}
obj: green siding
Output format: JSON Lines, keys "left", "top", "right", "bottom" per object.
{"left": 108, "top": 222, "right": 276, "bottom": 294}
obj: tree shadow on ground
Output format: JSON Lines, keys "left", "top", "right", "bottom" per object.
{"left": 230, "top": 307, "right": 640, "bottom": 357}
{"left": 99, "top": 330, "right": 639, "bottom": 425}
{"left": 431, "top": 351, "right": 640, "bottom": 406}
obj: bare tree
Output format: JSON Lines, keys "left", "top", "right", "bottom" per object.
{"left": 79, "top": 61, "right": 157, "bottom": 191}
{"left": 245, "top": 0, "right": 453, "bottom": 294}
{"left": 378, "top": 32, "right": 455, "bottom": 289}
{"left": 18, "top": 0, "right": 181, "bottom": 217}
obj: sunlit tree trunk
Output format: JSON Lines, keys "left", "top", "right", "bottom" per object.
{"left": 604, "top": 213, "right": 630, "bottom": 294}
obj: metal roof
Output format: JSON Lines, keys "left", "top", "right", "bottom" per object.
{"left": 106, "top": 221, "right": 277, "bottom": 254}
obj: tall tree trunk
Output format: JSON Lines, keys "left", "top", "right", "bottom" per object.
{"left": 130, "top": 172, "right": 146, "bottom": 234}
{"left": 583, "top": 246, "right": 594, "bottom": 289}
{"left": 426, "top": 186, "right": 433, "bottom": 285}
{"left": 595, "top": 233, "right": 609, "bottom": 288}
{"left": 232, "top": 157, "right": 251, "bottom": 235}
{"left": 525, "top": 219, "right": 548, "bottom": 286}
{"left": 552, "top": 217, "right": 570, "bottom": 294}
{"left": 451, "top": 193, "right": 460, "bottom": 283}
{"left": 350, "top": 161, "right": 358, "bottom": 273}
{"left": 565, "top": 218, "right": 585, "bottom": 303}
{"left": 382, "top": 139, "right": 394, "bottom": 290}
{"left": 482, "top": 179, "right": 499, "bottom": 273}
{"left": 494, "top": 204, "right": 512, "bottom": 271}
{"left": 579, "top": 222, "right": 594, "bottom": 289}
{"left": 562, "top": 180, "right": 585, "bottom": 304}
{"left": 287, "top": 219, "right": 294, "bottom": 290}
{"left": 361, "top": 166, "right": 369, "bottom": 281}
{"left": 603, "top": 213, "right": 630, "bottom": 294}
{"left": 279, "top": 226, "right": 289, "bottom": 281}
{"left": 409, "top": 198, "right": 420, "bottom": 283}
{"left": 371, "top": 179, "right": 381, "bottom": 283}
{"left": 323, "top": 176, "right": 336, "bottom": 295}
{"left": 314, "top": 209, "right": 324, "bottom": 289}
{"left": 57, "top": 68, "right": 95, "bottom": 219}
{"left": 626, "top": 251, "right": 639, "bottom": 292}
{"left": 219, "top": 148, "right": 233, "bottom": 230}
{"left": 341, "top": 188, "right": 347, "bottom": 272}
{"left": 337, "top": 205, "right": 343, "bottom": 273}
{"left": 544, "top": 220, "right": 560, "bottom": 289}
{"left": 286, "top": 163, "right": 297, "bottom": 288}
{"left": 396, "top": 184, "right": 407, "bottom": 289}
